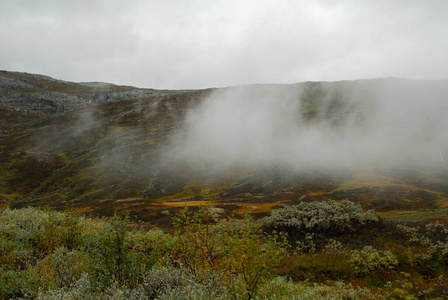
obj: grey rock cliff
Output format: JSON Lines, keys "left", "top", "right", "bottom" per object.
{"left": 0, "top": 71, "right": 189, "bottom": 115}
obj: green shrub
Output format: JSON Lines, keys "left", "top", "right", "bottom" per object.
{"left": 138, "top": 266, "right": 201, "bottom": 299}
{"left": 0, "top": 207, "right": 84, "bottom": 258}
{"left": 0, "top": 234, "right": 19, "bottom": 270}
{"left": 349, "top": 246, "right": 398, "bottom": 275}
{"left": 293, "top": 280, "right": 383, "bottom": 300}
{"left": 127, "top": 228, "right": 176, "bottom": 265}
{"left": 0, "top": 207, "right": 47, "bottom": 242}
{"left": 172, "top": 207, "right": 288, "bottom": 299}
{"left": 33, "top": 212, "right": 65, "bottom": 255}
{"left": 398, "top": 221, "right": 448, "bottom": 264}
{"left": 76, "top": 217, "right": 108, "bottom": 255}
{"left": 294, "top": 232, "right": 317, "bottom": 253}
{"left": 222, "top": 276, "right": 384, "bottom": 300}
{"left": 263, "top": 200, "right": 379, "bottom": 237}
{"left": 91, "top": 215, "right": 154, "bottom": 289}
{"left": 36, "top": 273, "right": 92, "bottom": 300}
{"left": 255, "top": 276, "right": 301, "bottom": 299}
{"left": 91, "top": 215, "right": 133, "bottom": 287}
{"left": 38, "top": 266, "right": 224, "bottom": 300}
{"left": 0, "top": 267, "right": 28, "bottom": 299}
{"left": 24, "top": 246, "right": 90, "bottom": 296}
{"left": 3, "top": 206, "right": 446, "bottom": 299}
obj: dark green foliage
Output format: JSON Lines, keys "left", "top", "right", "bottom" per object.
{"left": 91, "top": 214, "right": 153, "bottom": 288}
{"left": 172, "top": 206, "right": 288, "bottom": 299}
{"left": 94, "top": 215, "right": 131, "bottom": 286}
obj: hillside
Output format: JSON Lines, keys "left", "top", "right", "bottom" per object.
{"left": 1, "top": 71, "right": 448, "bottom": 225}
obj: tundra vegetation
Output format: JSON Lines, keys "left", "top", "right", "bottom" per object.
{"left": 1, "top": 199, "right": 448, "bottom": 299}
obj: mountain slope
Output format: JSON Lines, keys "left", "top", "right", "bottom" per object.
{"left": 1, "top": 71, "right": 448, "bottom": 224}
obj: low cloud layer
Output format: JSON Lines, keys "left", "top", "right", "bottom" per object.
{"left": 164, "top": 79, "right": 448, "bottom": 174}
{"left": 1, "top": 1, "right": 448, "bottom": 89}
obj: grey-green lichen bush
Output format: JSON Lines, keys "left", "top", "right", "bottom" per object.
{"left": 349, "top": 246, "right": 398, "bottom": 275}
{"left": 263, "top": 200, "right": 378, "bottom": 236}
{"left": 254, "top": 277, "right": 383, "bottom": 300}
{"left": 37, "top": 266, "right": 227, "bottom": 300}
{"left": 397, "top": 221, "right": 448, "bottom": 263}
{"left": 127, "top": 228, "right": 176, "bottom": 264}
{"left": 0, "top": 207, "right": 48, "bottom": 241}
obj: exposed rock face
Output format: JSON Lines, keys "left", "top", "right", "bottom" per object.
{"left": 0, "top": 93, "right": 82, "bottom": 114}
{"left": 0, "top": 71, "right": 190, "bottom": 115}
{"left": 0, "top": 74, "right": 36, "bottom": 91}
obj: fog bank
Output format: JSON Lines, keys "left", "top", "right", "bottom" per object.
{"left": 164, "top": 79, "right": 448, "bottom": 174}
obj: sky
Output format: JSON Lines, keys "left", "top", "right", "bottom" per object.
{"left": 1, "top": 0, "right": 447, "bottom": 89}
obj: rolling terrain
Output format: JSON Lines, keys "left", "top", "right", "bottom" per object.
{"left": 1, "top": 71, "right": 448, "bottom": 225}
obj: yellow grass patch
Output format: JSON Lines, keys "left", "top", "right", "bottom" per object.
{"left": 163, "top": 200, "right": 213, "bottom": 207}
{"left": 235, "top": 201, "right": 286, "bottom": 214}
{"left": 0, "top": 192, "right": 20, "bottom": 201}
{"left": 307, "top": 190, "right": 326, "bottom": 196}
{"left": 58, "top": 152, "right": 72, "bottom": 163}
{"left": 436, "top": 198, "right": 448, "bottom": 207}
{"left": 135, "top": 139, "right": 153, "bottom": 145}
{"left": 376, "top": 210, "right": 419, "bottom": 217}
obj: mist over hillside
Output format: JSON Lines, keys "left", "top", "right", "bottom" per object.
{"left": 1, "top": 71, "right": 448, "bottom": 222}
{"left": 164, "top": 79, "right": 448, "bottom": 173}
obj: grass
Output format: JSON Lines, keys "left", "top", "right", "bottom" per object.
{"left": 235, "top": 201, "right": 287, "bottom": 215}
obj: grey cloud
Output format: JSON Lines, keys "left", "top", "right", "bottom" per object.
{"left": 1, "top": 0, "right": 447, "bottom": 89}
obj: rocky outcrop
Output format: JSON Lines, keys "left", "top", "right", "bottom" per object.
{"left": 0, "top": 92, "right": 85, "bottom": 114}
{"left": 0, "top": 74, "right": 36, "bottom": 91}
{"left": 0, "top": 71, "right": 190, "bottom": 115}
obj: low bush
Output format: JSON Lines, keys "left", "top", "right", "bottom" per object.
{"left": 1, "top": 205, "right": 447, "bottom": 299}
{"left": 127, "top": 228, "right": 176, "bottom": 265}
{"left": 26, "top": 247, "right": 90, "bottom": 295}
{"left": 397, "top": 221, "right": 448, "bottom": 264}
{"left": 171, "top": 207, "right": 288, "bottom": 299}
{"left": 0, "top": 207, "right": 47, "bottom": 242}
{"left": 292, "top": 280, "right": 384, "bottom": 300}
{"left": 90, "top": 215, "right": 155, "bottom": 289}
{"left": 349, "top": 246, "right": 398, "bottom": 275}
{"left": 263, "top": 200, "right": 379, "bottom": 237}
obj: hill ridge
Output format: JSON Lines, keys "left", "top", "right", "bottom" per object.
{"left": 1, "top": 71, "right": 448, "bottom": 224}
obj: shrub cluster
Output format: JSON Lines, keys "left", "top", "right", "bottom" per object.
{"left": 171, "top": 206, "right": 288, "bottom": 299}
{"left": 397, "top": 221, "right": 448, "bottom": 264}
{"left": 1, "top": 204, "right": 447, "bottom": 299}
{"left": 263, "top": 200, "right": 379, "bottom": 236}
{"left": 1, "top": 206, "right": 293, "bottom": 299}
{"left": 349, "top": 246, "right": 398, "bottom": 275}
{"left": 0, "top": 207, "right": 173, "bottom": 298}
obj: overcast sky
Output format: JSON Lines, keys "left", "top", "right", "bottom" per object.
{"left": 1, "top": 0, "right": 447, "bottom": 89}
